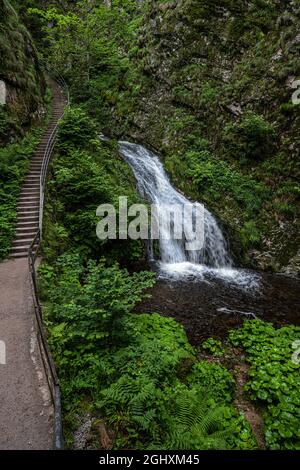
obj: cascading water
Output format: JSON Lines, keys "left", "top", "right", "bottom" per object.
{"left": 119, "top": 141, "right": 259, "bottom": 287}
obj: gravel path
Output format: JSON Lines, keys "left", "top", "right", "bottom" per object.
{"left": 0, "top": 258, "right": 53, "bottom": 449}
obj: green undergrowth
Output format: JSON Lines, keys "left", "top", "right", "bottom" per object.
{"left": 229, "top": 320, "right": 300, "bottom": 450}
{"left": 39, "top": 252, "right": 256, "bottom": 450}
{"left": 202, "top": 320, "right": 300, "bottom": 450}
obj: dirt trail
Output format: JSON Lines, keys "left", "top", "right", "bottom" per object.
{"left": 233, "top": 362, "right": 265, "bottom": 449}
{"left": 0, "top": 258, "right": 53, "bottom": 449}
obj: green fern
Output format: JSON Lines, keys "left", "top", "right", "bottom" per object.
{"left": 97, "top": 375, "right": 231, "bottom": 450}
{"left": 161, "top": 388, "right": 231, "bottom": 450}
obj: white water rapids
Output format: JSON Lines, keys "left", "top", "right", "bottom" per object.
{"left": 119, "top": 141, "right": 259, "bottom": 288}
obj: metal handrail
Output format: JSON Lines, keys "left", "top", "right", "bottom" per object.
{"left": 28, "top": 231, "right": 63, "bottom": 449}
{"left": 40, "top": 70, "right": 70, "bottom": 236}
{"left": 39, "top": 122, "right": 60, "bottom": 234}
{"left": 28, "top": 69, "right": 69, "bottom": 449}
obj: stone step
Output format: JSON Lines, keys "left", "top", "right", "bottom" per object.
{"left": 18, "top": 200, "right": 39, "bottom": 207}
{"left": 18, "top": 205, "right": 39, "bottom": 210}
{"left": 16, "top": 225, "right": 38, "bottom": 234}
{"left": 18, "top": 201, "right": 39, "bottom": 207}
{"left": 16, "top": 220, "right": 39, "bottom": 227}
{"left": 16, "top": 218, "right": 39, "bottom": 225}
{"left": 17, "top": 212, "right": 39, "bottom": 219}
{"left": 18, "top": 209, "right": 39, "bottom": 216}
{"left": 19, "top": 194, "right": 39, "bottom": 200}
{"left": 42, "top": 126, "right": 56, "bottom": 132}
{"left": 10, "top": 244, "right": 31, "bottom": 253}
{"left": 18, "top": 203, "right": 39, "bottom": 209}
{"left": 21, "top": 191, "right": 40, "bottom": 197}
{"left": 20, "top": 185, "right": 40, "bottom": 191}
{"left": 12, "top": 236, "right": 35, "bottom": 245}
{"left": 10, "top": 246, "right": 38, "bottom": 257}
{"left": 26, "top": 175, "right": 40, "bottom": 179}
{"left": 20, "top": 187, "right": 40, "bottom": 197}
{"left": 40, "top": 133, "right": 58, "bottom": 139}
{"left": 22, "top": 185, "right": 40, "bottom": 191}
{"left": 10, "top": 251, "right": 30, "bottom": 259}
{"left": 19, "top": 189, "right": 39, "bottom": 195}
{"left": 25, "top": 178, "right": 40, "bottom": 183}
{"left": 17, "top": 215, "right": 39, "bottom": 222}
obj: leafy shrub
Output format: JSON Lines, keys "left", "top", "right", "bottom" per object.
{"left": 240, "top": 220, "right": 261, "bottom": 250}
{"left": 57, "top": 107, "right": 98, "bottom": 151}
{"left": 229, "top": 320, "right": 300, "bottom": 449}
{"left": 187, "top": 361, "right": 234, "bottom": 403}
{"left": 223, "top": 113, "right": 277, "bottom": 163}
{"left": 0, "top": 107, "right": 19, "bottom": 143}
{"left": 43, "top": 252, "right": 155, "bottom": 352}
{"left": 201, "top": 338, "right": 225, "bottom": 357}
{"left": 184, "top": 149, "right": 269, "bottom": 217}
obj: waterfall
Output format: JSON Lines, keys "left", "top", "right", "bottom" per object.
{"left": 119, "top": 142, "right": 233, "bottom": 270}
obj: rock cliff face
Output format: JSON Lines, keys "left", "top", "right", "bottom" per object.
{"left": 0, "top": 0, "right": 46, "bottom": 145}
{"left": 126, "top": 0, "right": 300, "bottom": 274}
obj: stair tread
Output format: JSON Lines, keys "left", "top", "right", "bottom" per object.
{"left": 17, "top": 222, "right": 39, "bottom": 226}
{"left": 11, "top": 245, "right": 31, "bottom": 250}
{"left": 18, "top": 212, "right": 39, "bottom": 215}
{"left": 19, "top": 196, "right": 39, "bottom": 200}
{"left": 13, "top": 239, "right": 35, "bottom": 244}
{"left": 16, "top": 232, "right": 38, "bottom": 236}
{"left": 10, "top": 252, "right": 30, "bottom": 258}
{"left": 12, "top": 245, "right": 37, "bottom": 250}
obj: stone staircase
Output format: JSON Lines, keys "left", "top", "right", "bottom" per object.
{"left": 10, "top": 83, "right": 65, "bottom": 259}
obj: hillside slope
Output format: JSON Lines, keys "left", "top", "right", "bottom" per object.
{"left": 0, "top": 0, "right": 46, "bottom": 145}
{"left": 127, "top": 0, "right": 300, "bottom": 273}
